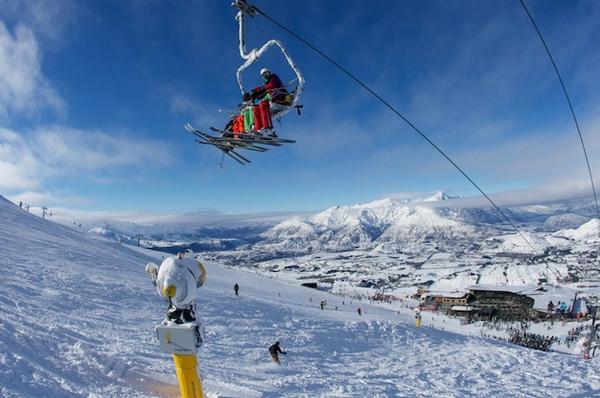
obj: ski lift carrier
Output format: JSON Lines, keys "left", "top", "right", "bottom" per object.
{"left": 185, "top": 0, "right": 305, "bottom": 165}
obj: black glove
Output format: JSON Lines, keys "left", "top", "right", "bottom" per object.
{"left": 251, "top": 87, "right": 266, "bottom": 100}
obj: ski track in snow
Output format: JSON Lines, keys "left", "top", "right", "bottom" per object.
{"left": 2, "top": 195, "right": 600, "bottom": 397}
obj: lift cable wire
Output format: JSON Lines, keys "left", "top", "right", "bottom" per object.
{"left": 519, "top": 0, "right": 600, "bottom": 224}
{"left": 250, "top": 4, "right": 542, "bottom": 256}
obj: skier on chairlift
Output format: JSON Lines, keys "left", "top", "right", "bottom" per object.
{"left": 226, "top": 68, "right": 287, "bottom": 136}
{"left": 253, "top": 68, "right": 288, "bottom": 104}
{"left": 184, "top": 0, "right": 304, "bottom": 165}
{"left": 246, "top": 68, "right": 288, "bottom": 135}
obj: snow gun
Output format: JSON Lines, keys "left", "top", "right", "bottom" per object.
{"left": 146, "top": 250, "right": 207, "bottom": 398}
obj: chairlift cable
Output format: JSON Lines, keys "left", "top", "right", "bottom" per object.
{"left": 518, "top": 0, "right": 600, "bottom": 238}
{"left": 251, "top": 4, "right": 542, "bottom": 256}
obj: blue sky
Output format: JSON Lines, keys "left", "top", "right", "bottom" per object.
{"left": 1, "top": 0, "right": 600, "bottom": 216}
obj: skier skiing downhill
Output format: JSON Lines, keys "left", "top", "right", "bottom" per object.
{"left": 269, "top": 341, "right": 287, "bottom": 365}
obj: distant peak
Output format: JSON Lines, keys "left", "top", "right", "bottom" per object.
{"left": 422, "top": 192, "right": 457, "bottom": 202}
{"left": 384, "top": 191, "right": 460, "bottom": 204}
{"left": 364, "top": 198, "right": 399, "bottom": 207}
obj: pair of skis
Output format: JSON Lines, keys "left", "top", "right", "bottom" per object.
{"left": 185, "top": 123, "right": 295, "bottom": 165}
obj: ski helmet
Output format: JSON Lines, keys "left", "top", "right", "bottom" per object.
{"left": 260, "top": 68, "right": 270, "bottom": 79}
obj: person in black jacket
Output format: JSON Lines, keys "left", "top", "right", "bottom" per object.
{"left": 234, "top": 283, "right": 239, "bottom": 296}
{"left": 269, "top": 341, "right": 287, "bottom": 365}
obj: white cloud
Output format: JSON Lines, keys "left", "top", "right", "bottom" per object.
{"left": 400, "top": 2, "right": 600, "bottom": 148}
{"left": 452, "top": 112, "right": 600, "bottom": 185}
{"left": 33, "top": 126, "right": 172, "bottom": 171}
{"left": 0, "top": 126, "right": 173, "bottom": 191}
{"left": 169, "top": 93, "right": 223, "bottom": 129}
{"left": 0, "top": 128, "right": 40, "bottom": 190}
{"left": 382, "top": 179, "right": 599, "bottom": 210}
{"left": 0, "top": 161, "right": 38, "bottom": 190}
{"left": 0, "top": 21, "right": 65, "bottom": 121}
{"left": 31, "top": 182, "right": 600, "bottom": 228}
{"left": 283, "top": 94, "right": 377, "bottom": 160}
{"left": 354, "top": 103, "right": 600, "bottom": 203}
{"left": 480, "top": 180, "right": 599, "bottom": 208}
{"left": 42, "top": 206, "right": 313, "bottom": 228}
{"left": 0, "top": 0, "right": 80, "bottom": 44}
{"left": 7, "top": 191, "right": 89, "bottom": 207}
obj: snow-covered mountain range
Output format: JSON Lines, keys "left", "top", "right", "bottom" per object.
{"left": 65, "top": 192, "right": 591, "bottom": 251}
{"left": 256, "top": 198, "right": 479, "bottom": 252}
{"left": 194, "top": 194, "right": 598, "bottom": 291}
{"left": 25, "top": 192, "right": 600, "bottom": 292}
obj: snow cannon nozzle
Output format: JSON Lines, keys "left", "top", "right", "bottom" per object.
{"left": 164, "top": 285, "right": 177, "bottom": 299}
{"left": 148, "top": 255, "right": 207, "bottom": 323}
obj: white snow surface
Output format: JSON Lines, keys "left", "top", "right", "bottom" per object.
{"left": 499, "top": 231, "right": 552, "bottom": 253}
{"left": 2, "top": 195, "right": 600, "bottom": 397}
{"left": 557, "top": 219, "right": 600, "bottom": 242}
{"left": 541, "top": 214, "right": 589, "bottom": 232}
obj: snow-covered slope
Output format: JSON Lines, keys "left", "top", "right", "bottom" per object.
{"left": 499, "top": 231, "right": 552, "bottom": 254}
{"left": 0, "top": 195, "right": 161, "bottom": 397}
{"left": 539, "top": 214, "right": 589, "bottom": 232}
{"left": 2, "top": 195, "right": 599, "bottom": 397}
{"left": 88, "top": 225, "right": 138, "bottom": 244}
{"left": 557, "top": 219, "right": 600, "bottom": 242}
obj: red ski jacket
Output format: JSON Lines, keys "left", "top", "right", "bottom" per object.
{"left": 264, "top": 74, "right": 286, "bottom": 101}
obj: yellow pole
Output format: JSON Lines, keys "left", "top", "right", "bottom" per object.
{"left": 172, "top": 354, "right": 203, "bottom": 398}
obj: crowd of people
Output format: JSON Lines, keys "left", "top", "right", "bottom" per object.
{"left": 508, "top": 330, "right": 557, "bottom": 351}
{"left": 331, "top": 287, "right": 414, "bottom": 309}
{"left": 477, "top": 317, "right": 597, "bottom": 352}
{"left": 563, "top": 324, "right": 592, "bottom": 348}
{"left": 479, "top": 324, "right": 557, "bottom": 351}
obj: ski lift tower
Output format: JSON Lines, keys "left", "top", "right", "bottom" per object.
{"left": 584, "top": 298, "right": 600, "bottom": 359}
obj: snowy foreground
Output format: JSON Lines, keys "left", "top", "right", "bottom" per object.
{"left": 2, "top": 196, "right": 600, "bottom": 397}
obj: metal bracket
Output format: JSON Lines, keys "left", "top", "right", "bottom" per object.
{"left": 232, "top": 0, "right": 257, "bottom": 17}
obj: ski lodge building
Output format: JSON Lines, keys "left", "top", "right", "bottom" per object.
{"left": 419, "top": 284, "right": 580, "bottom": 320}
